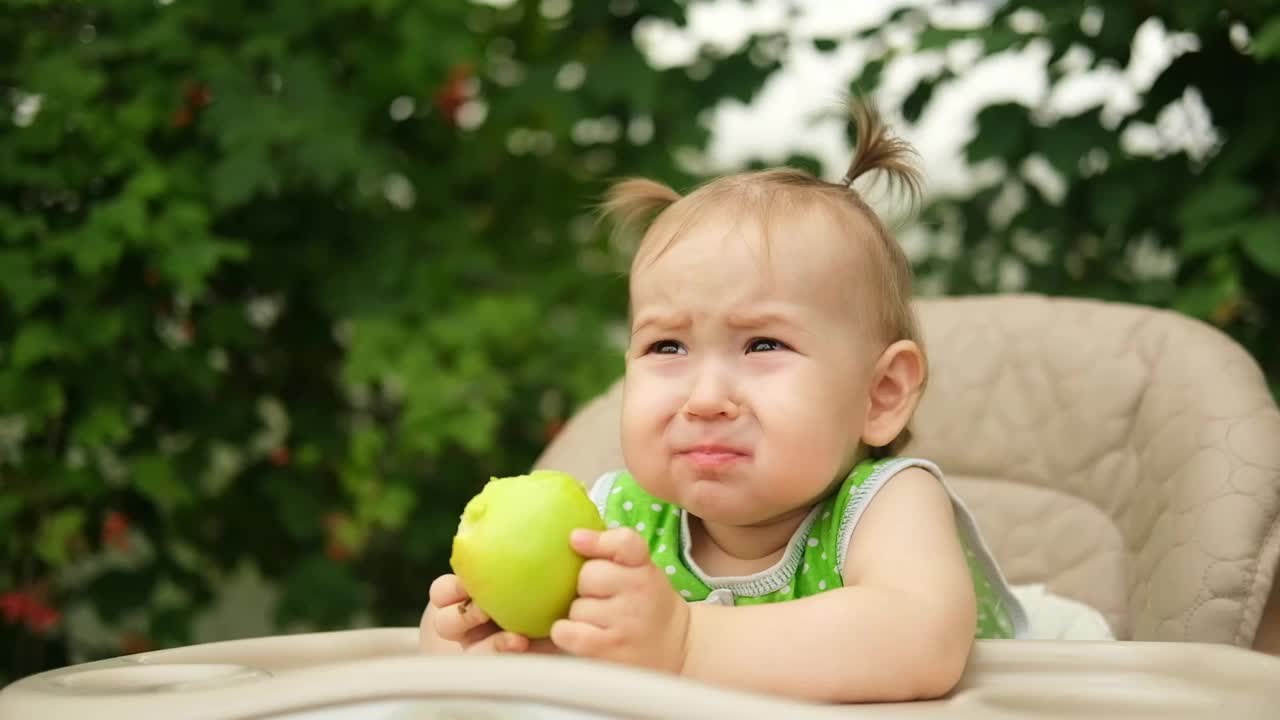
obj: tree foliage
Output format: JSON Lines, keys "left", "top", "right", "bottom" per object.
{"left": 0, "top": 0, "right": 776, "bottom": 682}
{"left": 848, "top": 2, "right": 1280, "bottom": 396}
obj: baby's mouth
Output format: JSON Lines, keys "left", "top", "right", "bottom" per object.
{"left": 676, "top": 444, "right": 751, "bottom": 468}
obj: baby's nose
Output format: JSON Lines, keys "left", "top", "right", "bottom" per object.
{"left": 682, "top": 364, "right": 740, "bottom": 419}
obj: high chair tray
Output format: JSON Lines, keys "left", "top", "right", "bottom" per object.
{"left": 2, "top": 628, "right": 1277, "bottom": 719}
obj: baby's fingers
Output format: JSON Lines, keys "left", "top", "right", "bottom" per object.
{"left": 433, "top": 598, "right": 492, "bottom": 641}
{"left": 571, "top": 528, "right": 651, "bottom": 568}
{"left": 464, "top": 627, "right": 529, "bottom": 654}
{"left": 549, "top": 619, "right": 609, "bottom": 658}
{"left": 428, "top": 574, "right": 469, "bottom": 608}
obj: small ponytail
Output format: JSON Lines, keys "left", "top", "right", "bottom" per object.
{"left": 840, "top": 98, "right": 924, "bottom": 212}
{"left": 599, "top": 177, "right": 682, "bottom": 245}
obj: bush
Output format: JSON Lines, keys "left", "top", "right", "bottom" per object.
{"left": 850, "top": 2, "right": 1280, "bottom": 397}
{"left": 0, "top": 0, "right": 773, "bottom": 682}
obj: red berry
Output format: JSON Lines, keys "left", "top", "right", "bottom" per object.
{"left": 25, "top": 602, "right": 61, "bottom": 634}
{"left": 0, "top": 592, "right": 29, "bottom": 623}
{"left": 434, "top": 64, "right": 475, "bottom": 126}
{"left": 102, "top": 510, "right": 131, "bottom": 551}
{"left": 325, "top": 540, "right": 350, "bottom": 563}
{"left": 183, "top": 83, "right": 212, "bottom": 108}
{"left": 269, "top": 447, "right": 292, "bottom": 466}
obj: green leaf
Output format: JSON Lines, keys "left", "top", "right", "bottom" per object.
{"left": 263, "top": 478, "right": 326, "bottom": 541}
{"left": 68, "top": 307, "right": 127, "bottom": 349}
{"left": 1241, "top": 215, "right": 1280, "bottom": 275}
{"left": 1039, "top": 115, "right": 1109, "bottom": 179}
{"left": 11, "top": 322, "right": 66, "bottom": 369}
{"left": 1211, "top": 117, "right": 1277, "bottom": 178}
{"left": 158, "top": 237, "right": 249, "bottom": 296}
{"left": 1177, "top": 180, "right": 1259, "bottom": 229}
{"left": 332, "top": 514, "right": 368, "bottom": 551}
{"left": 97, "top": 196, "right": 148, "bottom": 241}
{"left": 853, "top": 59, "right": 884, "bottom": 93}
{"left": 1252, "top": 18, "right": 1280, "bottom": 59}
{"left": 1174, "top": 255, "right": 1240, "bottom": 319}
{"left": 87, "top": 569, "right": 156, "bottom": 624}
{"left": 1181, "top": 222, "right": 1247, "bottom": 256}
{"left": 1093, "top": 4, "right": 1137, "bottom": 61}
{"left": 0, "top": 371, "right": 65, "bottom": 422}
{"left": 210, "top": 148, "right": 277, "bottom": 210}
{"left": 812, "top": 38, "right": 838, "bottom": 53}
{"left": 0, "top": 252, "right": 56, "bottom": 313}
{"left": 1169, "top": 5, "right": 1217, "bottom": 30}
{"left": 1173, "top": 280, "right": 1234, "bottom": 320}
{"left": 902, "top": 79, "right": 936, "bottom": 124}
{"left": 51, "top": 224, "right": 128, "bottom": 275}
{"left": 72, "top": 405, "right": 132, "bottom": 447}
{"left": 369, "top": 484, "right": 415, "bottom": 530}
{"left": 132, "top": 454, "right": 195, "bottom": 512}
{"left": 1089, "top": 179, "right": 1135, "bottom": 228}
{"left": 296, "top": 444, "right": 323, "bottom": 468}
{"left": 35, "top": 508, "right": 85, "bottom": 567}
{"left": 150, "top": 606, "right": 196, "bottom": 648}
{"left": 917, "top": 27, "right": 968, "bottom": 51}
{"left": 0, "top": 207, "right": 48, "bottom": 243}
{"left": 985, "top": 27, "right": 1025, "bottom": 54}
{"left": 0, "top": 494, "right": 21, "bottom": 531}
{"left": 781, "top": 153, "right": 823, "bottom": 178}
{"left": 967, "top": 103, "right": 1028, "bottom": 164}
{"left": 349, "top": 428, "right": 386, "bottom": 470}
{"left": 582, "top": 45, "right": 659, "bottom": 110}
{"left": 276, "top": 555, "right": 364, "bottom": 628}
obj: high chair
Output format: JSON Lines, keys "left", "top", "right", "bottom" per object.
{"left": 3, "top": 294, "right": 1279, "bottom": 719}
{"left": 536, "top": 294, "right": 1280, "bottom": 650}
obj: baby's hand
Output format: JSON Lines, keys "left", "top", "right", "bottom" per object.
{"left": 550, "top": 528, "right": 690, "bottom": 674}
{"left": 425, "top": 574, "right": 532, "bottom": 654}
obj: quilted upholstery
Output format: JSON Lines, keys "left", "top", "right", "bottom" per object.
{"left": 532, "top": 294, "right": 1280, "bottom": 649}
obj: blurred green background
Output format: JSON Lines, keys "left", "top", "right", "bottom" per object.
{"left": 3, "top": 0, "right": 1278, "bottom": 684}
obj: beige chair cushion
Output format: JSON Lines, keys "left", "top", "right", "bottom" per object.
{"left": 534, "top": 294, "right": 1280, "bottom": 648}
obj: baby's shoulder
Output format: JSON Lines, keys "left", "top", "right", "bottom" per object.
{"left": 823, "top": 457, "right": 951, "bottom": 541}
{"left": 833, "top": 455, "right": 947, "bottom": 508}
{"left": 846, "top": 455, "right": 946, "bottom": 485}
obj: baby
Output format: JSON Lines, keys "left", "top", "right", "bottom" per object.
{"left": 420, "top": 100, "right": 1026, "bottom": 703}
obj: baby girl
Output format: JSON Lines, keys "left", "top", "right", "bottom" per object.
{"left": 420, "top": 100, "right": 1026, "bottom": 703}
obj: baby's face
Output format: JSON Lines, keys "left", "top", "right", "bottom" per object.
{"left": 621, "top": 210, "right": 879, "bottom": 526}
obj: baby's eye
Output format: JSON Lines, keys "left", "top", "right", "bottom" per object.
{"left": 648, "top": 340, "right": 686, "bottom": 355}
{"left": 746, "top": 337, "right": 789, "bottom": 353}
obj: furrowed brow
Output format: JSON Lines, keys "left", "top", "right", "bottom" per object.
{"left": 630, "top": 310, "right": 691, "bottom": 337}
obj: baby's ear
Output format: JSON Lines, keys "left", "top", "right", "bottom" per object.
{"left": 861, "top": 340, "right": 926, "bottom": 449}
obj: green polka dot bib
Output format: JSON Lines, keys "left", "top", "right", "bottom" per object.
{"left": 588, "top": 457, "right": 1027, "bottom": 640}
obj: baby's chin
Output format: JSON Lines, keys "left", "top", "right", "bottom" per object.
{"left": 670, "top": 477, "right": 782, "bottom": 523}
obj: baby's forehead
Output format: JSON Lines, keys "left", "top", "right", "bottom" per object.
{"left": 634, "top": 193, "right": 871, "bottom": 287}
{"left": 629, "top": 205, "right": 879, "bottom": 326}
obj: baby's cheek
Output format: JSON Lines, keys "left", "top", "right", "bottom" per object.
{"left": 765, "top": 410, "right": 855, "bottom": 493}
{"left": 620, "top": 396, "right": 658, "bottom": 442}
{"left": 621, "top": 383, "right": 680, "bottom": 437}
{"left": 620, "top": 402, "right": 668, "bottom": 476}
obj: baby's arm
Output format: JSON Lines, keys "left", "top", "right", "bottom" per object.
{"left": 681, "top": 467, "right": 978, "bottom": 703}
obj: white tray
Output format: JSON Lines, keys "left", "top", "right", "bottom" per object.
{"left": 2, "top": 628, "right": 1278, "bottom": 719}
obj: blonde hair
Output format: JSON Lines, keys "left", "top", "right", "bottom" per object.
{"left": 601, "top": 99, "right": 926, "bottom": 457}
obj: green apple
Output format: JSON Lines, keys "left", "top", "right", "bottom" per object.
{"left": 450, "top": 469, "right": 604, "bottom": 638}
